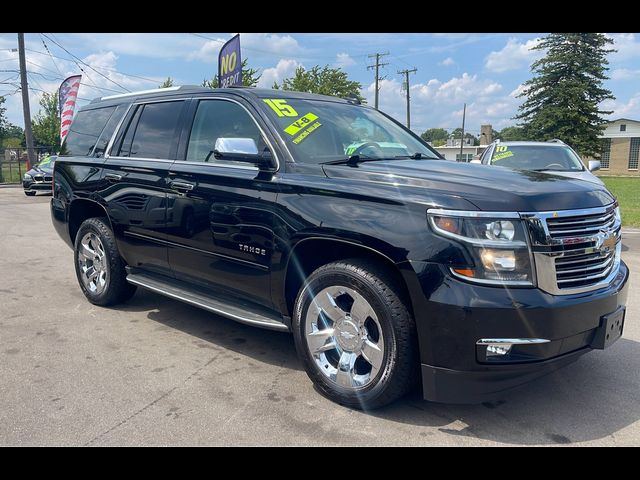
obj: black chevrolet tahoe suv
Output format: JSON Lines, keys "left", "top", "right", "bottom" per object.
{"left": 51, "top": 86, "right": 629, "bottom": 409}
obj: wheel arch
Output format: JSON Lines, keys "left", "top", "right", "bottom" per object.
{"left": 281, "top": 237, "right": 413, "bottom": 319}
{"left": 68, "top": 199, "right": 112, "bottom": 246}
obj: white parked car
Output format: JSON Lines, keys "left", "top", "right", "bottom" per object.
{"left": 475, "top": 139, "right": 604, "bottom": 186}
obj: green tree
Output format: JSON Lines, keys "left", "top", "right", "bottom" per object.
{"left": 515, "top": 33, "right": 615, "bottom": 157}
{"left": 451, "top": 127, "right": 478, "bottom": 146}
{"left": 421, "top": 127, "right": 449, "bottom": 146}
{"left": 32, "top": 92, "right": 60, "bottom": 151}
{"left": 159, "top": 77, "right": 174, "bottom": 88}
{"left": 202, "top": 58, "right": 261, "bottom": 89}
{"left": 274, "top": 65, "right": 365, "bottom": 102}
{"left": 497, "top": 126, "right": 527, "bottom": 141}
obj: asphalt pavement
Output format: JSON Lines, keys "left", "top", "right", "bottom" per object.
{"left": 1, "top": 186, "right": 638, "bottom": 446}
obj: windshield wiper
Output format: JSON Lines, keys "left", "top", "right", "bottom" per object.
{"left": 531, "top": 168, "right": 572, "bottom": 172}
{"left": 321, "top": 155, "right": 390, "bottom": 166}
{"left": 393, "top": 152, "right": 439, "bottom": 160}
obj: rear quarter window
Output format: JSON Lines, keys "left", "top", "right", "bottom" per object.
{"left": 61, "top": 106, "right": 118, "bottom": 157}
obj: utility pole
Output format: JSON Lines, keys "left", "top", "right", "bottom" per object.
{"left": 398, "top": 67, "right": 417, "bottom": 129}
{"left": 367, "top": 52, "right": 389, "bottom": 110}
{"left": 18, "top": 33, "right": 36, "bottom": 170}
{"left": 459, "top": 103, "right": 466, "bottom": 162}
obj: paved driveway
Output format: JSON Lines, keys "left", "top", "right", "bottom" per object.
{"left": 1, "top": 187, "right": 638, "bottom": 445}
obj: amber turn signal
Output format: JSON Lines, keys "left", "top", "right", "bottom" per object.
{"left": 452, "top": 268, "right": 475, "bottom": 277}
{"left": 433, "top": 216, "right": 460, "bottom": 234}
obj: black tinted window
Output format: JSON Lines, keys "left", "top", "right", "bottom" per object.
{"left": 186, "top": 100, "right": 265, "bottom": 163}
{"left": 63, "top": 106, "right": 116, "bottom": 156}
{"left": 93, "top": 104, "right": 127, "bottom": 158}
{"left": 119, "top": 101, "right": 183, "bottom": 159}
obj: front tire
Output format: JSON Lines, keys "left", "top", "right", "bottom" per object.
{"left": 24, "top": 191, "right": 36, "bottom": 196}
{"left": 74, "top": 217, "right": 136, "bottom": 306}
{"left": 292, "top": 259, "right": 418, "bottom": 410}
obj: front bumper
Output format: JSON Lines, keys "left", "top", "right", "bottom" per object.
{"left": 400, "top": 260, "right": 629, "bottom": 404}
{"left": 23, "top": 180, "right": 52, "bottom": 193}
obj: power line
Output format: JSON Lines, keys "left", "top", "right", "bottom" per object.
{"left": 24, "top": 48, "right": 159, "bottom": 84}
{"left": 41, "top": 33, "right": 130, "bottom": 92}
{"left": 40, "top": 34, "right": 64, "bottom": 77}
{"left": 367, "top": 52, "right": 389, "bottom": 110}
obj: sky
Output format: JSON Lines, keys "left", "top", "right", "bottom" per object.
{"left": 1, "top": 32, "right": 640, "bottom": 137}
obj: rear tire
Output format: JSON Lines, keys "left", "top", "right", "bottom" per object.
{"left": 292, "top": 258, "right": 418, "bottom": 410}
{"left": 74, "top": 217, "right": 137, "bottom": 306}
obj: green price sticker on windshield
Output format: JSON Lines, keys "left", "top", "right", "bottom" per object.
{"left": 263, "top": 99, "right": 298, "bottom": 117}
{"left": 284, "top": 113, "right": 319, "bottom": 136}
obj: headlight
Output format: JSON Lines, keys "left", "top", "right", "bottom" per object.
{"left": 428, "top": 209, "right": 534, "bottom": 286}
{"left": 23, "top": 173, "right": 32, "bottom": 180}
{"left": 615, "top": 205, "right": 621, "bottom": 224}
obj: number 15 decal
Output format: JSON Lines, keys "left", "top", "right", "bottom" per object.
{"left": 264, "top": 99, "right": 298, "bottom": 117}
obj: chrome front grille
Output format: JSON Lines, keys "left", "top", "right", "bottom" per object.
{"left": 555, "top": 248, "right": 616, "bottom": 289}
{"left": 523, "top": 204, "right": 621, "bottom": 295}
{"left": 546, "top": 210, "right": 616, "bottom": 238}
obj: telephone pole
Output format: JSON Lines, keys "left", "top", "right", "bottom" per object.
{"left": 367, "top": 52, "right": 389, "bottom": 110}
{"left": 398, "top": 67, "right": 417, "bottom": 129}
{"left": 18, "top": 33, "right": 36, "bottom": 170}
{"left": 459, "top": 103, "right": 466, "bottom": 162}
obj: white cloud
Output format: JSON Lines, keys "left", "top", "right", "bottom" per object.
{"left": 485, "top": 37, "right": 541, "bottom": 73}
{"left": 335, "top": 53, "right": 355, "bottom": 68}
{"left": 363, "top": 73, "right": 513, "bottom": 134}
{"left": 611, "top": 68, "right": 640, "bottom": 81}
{"left": 187, "top": 38, "right": 226, "bottom": 62}
{"left": 602, "top": 93, "right": 640, "bottom": 119}
{"left": 258, "top": 59, "right": 301, "bottom": 88}
{"left": 239, "top": 33, "right": 302, "bottom": 56}
{"left": 609, "top": 33, "right": 640, "bottom": 62}
{"left": 439, "top": 57, "right": 455, "bottom": 66}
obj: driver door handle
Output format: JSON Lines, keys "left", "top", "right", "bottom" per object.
{"left": 170, "top": 181, "right": 195, "bottom": 192}
{"left": 104, "top": 173, "right": 122, "bottom": 182}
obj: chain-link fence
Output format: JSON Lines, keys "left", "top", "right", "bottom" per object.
{"left": 0, "top": 148, "right": 53, "bottom": 184}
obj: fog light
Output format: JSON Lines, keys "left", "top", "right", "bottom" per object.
{"left": 486, "top": 343, "right": 513, "bottom": 357}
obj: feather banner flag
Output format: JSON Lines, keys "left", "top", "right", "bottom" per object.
{"left": 58, "top": 75, "right": 82, "bottom": 144}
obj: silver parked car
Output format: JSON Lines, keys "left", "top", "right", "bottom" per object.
{"left": 475, "top": 139, "right": 604, "bottom": 186}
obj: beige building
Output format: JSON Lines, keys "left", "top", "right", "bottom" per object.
{"left": 597, "top": 118, "right": 640, "bottom": 176}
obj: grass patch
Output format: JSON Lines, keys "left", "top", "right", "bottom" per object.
{"left": 602, "top": 177, "right": 640, "bottom": 228}
{"left": 0, "top": 162, "right": 27, "bottom": 183}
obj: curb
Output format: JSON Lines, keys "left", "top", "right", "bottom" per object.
{"left": 0, "top": 184, "right": 21, "bottom": 189}
{"left": 622, "top": 228, "right": 640, "bottom": 234}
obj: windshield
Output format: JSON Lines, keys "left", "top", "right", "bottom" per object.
{"left": 489, "top": 144, "right": 585, "bottom": 171}
{"left": 37, "top": 156, "right": 55, "bottom": 169}
{"left": 259, "top": 97, "right": 440, "bottom": 164}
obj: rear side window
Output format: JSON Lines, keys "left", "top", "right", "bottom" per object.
{"left": 117, "top": 101, "right": 184, "bottom": 159}
{"left": 92, "top": 104, "right": 127, "bottom": 158}
{"left": 62, "top": 106, "right": 117, "bottom": 156}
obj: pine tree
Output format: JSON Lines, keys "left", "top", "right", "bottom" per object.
{"left": 515, "top": 33, "right": 615, "bottom": 157}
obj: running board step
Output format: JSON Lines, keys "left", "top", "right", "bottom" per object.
{"left": 126, "top": 272, "right": 289, "bottom": 332}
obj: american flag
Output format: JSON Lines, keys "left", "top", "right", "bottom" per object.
{"left": 58, "top": 75, "right": 82, "bottom": 144}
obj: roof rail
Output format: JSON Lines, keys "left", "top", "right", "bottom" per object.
{"left": 547, "top": 138, "right": 566, "bottom": 144}
{"left": 91, "top": 85, "right": 209, "bottom": 103}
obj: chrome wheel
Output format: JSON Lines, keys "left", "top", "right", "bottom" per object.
{"left": 77, "top": 232, "right": 108, "bottom": 295}
{"left": 305, "top": 286, "right": 385, "bottom": 390}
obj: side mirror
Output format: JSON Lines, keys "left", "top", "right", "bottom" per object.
{"left": 470, "top": 159, "right": 482, "bottom": 164}
{"left": 212, "top": 138, "right": 274, "bottom": 170}
{"left": 588, "top": 160, "right": 601, "bottom": 172}
{"left": 214, "top": 137, "right": 259, "bottom": 155}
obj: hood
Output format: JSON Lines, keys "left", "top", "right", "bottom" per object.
{"left": 322, "top": 159, "right": 615, "bottom": 212}
{"left": 534, "top": 169, "right": 605, "bottom": 186}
